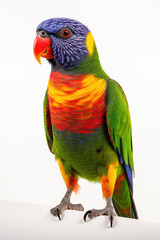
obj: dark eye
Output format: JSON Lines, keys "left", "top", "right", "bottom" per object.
{"left": 62, "top": 29, "right": 70, "bottom": 37}
{"left": 55, "top": 27, "right": 73, "bottom": 39}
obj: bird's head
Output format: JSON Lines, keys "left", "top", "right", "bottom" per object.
{"left": 33, "top": 18, "right": 98, "bottom": 71}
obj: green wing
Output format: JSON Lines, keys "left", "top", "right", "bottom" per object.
{"left": 43, "top": 91, "right": 54, "bottom": 153}
{"left": 106, "top": 79, "right": 134, "bottom": 172}
{"left": 106, "top": 79, "right": 138, "bottom": 219}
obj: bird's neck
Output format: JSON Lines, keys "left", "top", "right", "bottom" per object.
{"left": 48, "top": 46, "right": 108, "bottom": 104}
{"left": 67, "top": 47, "right": 108, "bottom": 79}
{"left": 50, "top": 44, "right": 109, "bottom": 79}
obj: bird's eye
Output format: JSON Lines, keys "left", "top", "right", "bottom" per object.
{"left": 55, "top": 27, "right": 73, "bottom": 39}
{"left": 62, "top": 29, "right": 70, "bottom": 37}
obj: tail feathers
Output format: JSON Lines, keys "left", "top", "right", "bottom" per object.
{"left": 112, "top": 174, "right": 138, "bottom": 219}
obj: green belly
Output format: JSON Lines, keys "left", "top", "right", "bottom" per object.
{"left": 53, "top": 125, "right": 118, "bottom": 181}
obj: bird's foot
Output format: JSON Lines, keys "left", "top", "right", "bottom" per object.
{"left": 50, "top": 201, "right": 84, "bottom": 220}
{"left": 84, "top": 197, "right": 116, "bottom": 227}
{"left": 50, "top": 188, "right": 84, "bottom": 220}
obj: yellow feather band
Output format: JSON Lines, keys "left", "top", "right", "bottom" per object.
{"left": 85, "top": 32, "right": 95, "bottom": 56}
{"left": 47, "top": 74, "right": 106, "bottom": 107}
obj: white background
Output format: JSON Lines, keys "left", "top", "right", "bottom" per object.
{"left": 1, "top": 201, "right": 160, "bottom": 240}
{"left": 0, "top": 0, "right": 160, "bottom": 224}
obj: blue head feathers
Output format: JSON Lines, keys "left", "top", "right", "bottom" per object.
{"left": 36, "top": 18, "right": 90, "bottom": 69}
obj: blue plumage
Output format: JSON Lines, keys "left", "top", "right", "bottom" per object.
{"left": 36, "top": 18, "right": 89, "bottom": 68}
{"left": 119, "top": 153, "right": 133, "bottom": 193}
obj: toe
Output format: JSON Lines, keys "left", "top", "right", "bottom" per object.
{"left": 50, "top": 202, "right": 84, "bottom": 220}
{"left": 84, "top": 207, "right": 116, "bottom": 226}
{"left": 50, "top": 204, "right": 65, "bottom": 217}
{"left": 69, "top": 203, "right": 84, "bottom": 211}
{"left": 84, "top": 209, "right": 102, "bottom": 221}
{"left": 50, "top": 206, "right": 60, "bottom": 216}
{"left": 50, "top": 206, "right": 64, "bottom": 221}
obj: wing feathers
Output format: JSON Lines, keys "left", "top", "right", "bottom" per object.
{"left": 106, "top": 79, "right": 134, "bottom": 189}
{"left": 43, "top": 91, "right": 54, "bottom": 153}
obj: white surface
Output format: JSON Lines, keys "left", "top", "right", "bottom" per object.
{"left": 0, "top": 0, "right": 160, "bottom": 224}
{"left": 1, "top": 200, "right": 160, "bottom": 240}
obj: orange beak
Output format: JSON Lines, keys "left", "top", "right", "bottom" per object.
{"left": 33, "top": 35, "right": 54, "bottom": 64}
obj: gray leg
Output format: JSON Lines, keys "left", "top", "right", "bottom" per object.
{"left": 84, "top": 197, "right": 115, "bottom": 227}
{"left": 50, "top": 188, "right": 84, "bottom": 220}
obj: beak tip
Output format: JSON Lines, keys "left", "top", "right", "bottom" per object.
{"left": 34, "top": 53, "right": 41, "bottom": 64}
{"left": 37, "top": 58, "right": 41, "bottom": 65}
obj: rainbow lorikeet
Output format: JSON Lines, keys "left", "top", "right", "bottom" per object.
{"left": 33, "top": 18, "right": 138, "bottom": 226}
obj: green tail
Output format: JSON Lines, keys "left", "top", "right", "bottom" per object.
{"left": 113, "top": 174, "right": 138, "bottom": 219}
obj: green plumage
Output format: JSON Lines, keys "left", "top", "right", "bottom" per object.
{"left": 106, "top": 79, "right": 134, "bottom": 171}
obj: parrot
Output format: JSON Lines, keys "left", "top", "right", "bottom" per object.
{"left": 33, "top": 17, "right": 138, "bottom": 227}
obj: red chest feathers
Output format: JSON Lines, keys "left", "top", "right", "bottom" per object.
{"left": 47, "top": 71, "right": 107, "bottom": 134}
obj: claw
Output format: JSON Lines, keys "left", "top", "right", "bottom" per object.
{"left": 110, "top": 214, "right": 113, "bottom": 227}
{"left": 56, "top": 208, "right": 61, "bottom": 221}
{"left": 84, "top": 210, "right": 92, "bottom": 222}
